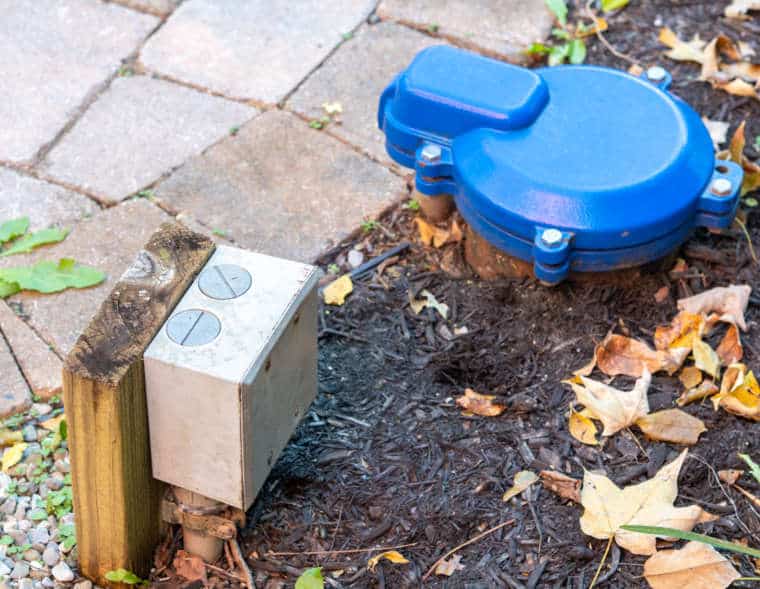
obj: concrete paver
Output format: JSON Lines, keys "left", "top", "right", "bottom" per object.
{"left": 154, "top": 110, "right": 408, "bottom": 262}
{"left": 140, "top": 0, "right": 376, "bottom": 103}
{"left": 0, "top": 0, "right": 157, "bottom": 163}
{"left": 0, "top": 199, "right": 171, "bottom": 356}
{"left": 0, "top": 335, "right": 31, "bottom": 418}
{"left": 43, "top": 76, "right": 256, "bottom": 203}
{"left": 0, "top": 303, "right": 62, "bottom": 400}
{"left": 0, "top": 168, "right": 99, "bottom": 229}
{"left": 111, "top": 0, "right": 179, "bottom": 17}
{"left": 377, "top": 0, "right": 553, "bottom": 63}
{"left": 288, "top": 22, "right": 443, "bottom": 165}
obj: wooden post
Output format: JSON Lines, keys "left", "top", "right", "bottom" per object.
{"left": 63, "top": 223, "right": 214, "bottom": 585}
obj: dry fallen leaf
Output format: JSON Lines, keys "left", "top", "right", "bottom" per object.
{"left": 716, "top": 325, "right": 743, "bottom": 365}
{"left": 0, "top": 429, "right": 23, "bottom": 448}
{"left": 2, "top": 442, "right": 26, "bottom": 473}
{"left": 456, "top": 388, "right": 505, "bottom": 417}
{"left": 677, "top": 379, "right": 718, "bottom": 406}
{"left": 702, "top": 118, "right": 730, "bottom": 149}
{"left": 659, "top": 27, "right": 706, "bottom": 63}
{"left": 568, "top": 406, "right": 599, "bottom": 445}
{"left": 700, "top": 35, "right": 741, "bottom": 81}
{"left": 540, "top": 470, "right": 581, "bottom": 503}
{"left": 718, "top": 469, "right": 743, "bottom": 485}
{"left": 693, "top": 339, "right": 721, "bottom": 379}
{"left": 635, "top": 408, "right": 707, "bottom": 445}
{"left": 725, "top": 0, "right": 760, "bottom": 18}
{"left": 677, "top": 285, "right": 752, "bottom": 331}
{"left": 595, "top": 333, "right": 687, "bottom": 377}
{"left": 367, "top": 551, "right": 409, "bottom": 572}
{"left": 654, "top": 311, "right": 705, "bottom": 351}
{"left": 409, "top": 289, "right": 449, "bottom": 319}
{"left": 40, "top": 414, "right": 65, "bottom": 432}
{"left": 679, "top": 366, "right": 703, "bottom": 390}
{"left": 714, "top": 77, "right": 760, "bottom": 100}
{"left": 654, "top": 285, "right": 670, "bottom": 304}
{"left": 570, "top": 370, "right": 650, "bottom": 436}
{"left": 322, "top": 101, "right": 343, "bottom": 115}
{"left": 323, "top": 275, "right": 353, "bottom": 306}
{"left": 643, "top": 541, "right": 740, "bottom": 589}
{"left": 722, "top": 123, "right": 760, "bottom": 196}
{"left": 580, "top": 450, "right": 715, "bottom": 555}
{"left": 173, "top": 550, "right": 208, "bottom": 583}
{"left": 712, "top": 364, "right": 760, "bottom": 421}
{"left": 434, "top": 554, "right": 466, "bottom": 577}
{"left": 502, "top": 470, "right": 539, "bottom": 502}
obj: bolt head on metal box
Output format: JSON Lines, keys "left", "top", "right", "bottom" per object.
{"left": 144, "top": 245, "right": 320, "bottom": 509}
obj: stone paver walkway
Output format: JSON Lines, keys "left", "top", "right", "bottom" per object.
{"left": 0, "top": 0, "right": 551, "bottom": 414}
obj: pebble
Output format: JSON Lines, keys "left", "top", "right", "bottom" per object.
{"left": 22, "top": 425, "right": 37, "bottom": 443}
{"left": 14, "top": 504, "right": 26, "bottom": 521}
{"left": 42, "top": 544, "right": 59, "bottom": 567}
{"left": 44, "top": 478, "right": 63, "bottom": 492}
{"left": 42, "top": 578, "right": 55, "bottom": 588}
{"left": 0, "top": 473, "right": 11, "bottom": 495}
{"left": 347, "top": 249, "right": 364, "bottom": 269}
{"left": 30, "top": 526, "right": 49, "bottom": 546}
{"left": 9, "top": 530, "right": 28, "bottom": 545}
{"left": 18, "top": 580, "right": 33, "bottom": 589}
{"left": 2, "top": 497, "right": 17, "bottom": 515}
{"left": 31, "top": 405, "right": 52, "bottom": 417}
{"left": 73, "top": 582, "right": 92, "bottom": 589}
{"left": 0, "top": 561, "right": 10, "bottom": 575}
{"left": 22, "top": 548, "right": 41, "bottom": 562}
{"left": 51, "top": 561, "right": 74, "bottom": 583}
{"left": 53, "top": 460, "right": 69, "bottom": 474}
{"left": 10, "top": 561, "right": 30, "bottom": 579}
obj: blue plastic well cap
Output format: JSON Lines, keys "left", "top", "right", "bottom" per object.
{"left": 378, "top": 46, "right": 743, "bottom": 282}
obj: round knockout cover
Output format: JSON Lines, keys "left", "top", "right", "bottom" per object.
{"left": 378, "top": 46, "right": 744, "bottom": 284}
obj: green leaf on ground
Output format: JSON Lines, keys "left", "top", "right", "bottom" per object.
{"left": 28, "top": 508, "right": 47, "bottom": 521}
{"left": 105, "top": 569, "right": 146, "bottom": 585}
{"left": 545, "top": 0, "right": 568, "bottom": 25}
{"left": 527, "top": 43, "right": 552, "bottom": 55}
{"left": 0, "top": 218, "right": 30, "bottom": 244}
{"left": 0, "top": 258, "right": 105, "bottom": 295}
{"left": 0, "top": 280, "right": 20, "bottom": 298}
{"left": 1, "top": 228, "right": 69, "bottom": 257}
{"left": 548, "top": 43, "right": 570, "bottom": 66}
{"left": 295, "top": 567, "right": 324, "bottom": 589}
{"left": 601, "top": 0, "right": 629, "bottom": 12}
{"left": 620, "top": 525, "right": 760, "bottom": 558}
{"left": 568, "top": 39, "right": 587, "bottom": 64}
{"left": 739, "top": 453, "right": 760, "bottom": 484}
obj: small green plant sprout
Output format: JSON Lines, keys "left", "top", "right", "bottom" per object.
{"left": 754, "top": 135, "right": 760, "bottom": 152}
{"left": 403, "top": 199, "right": 421, "bottom": 212}
{"left": 309, "top": 115, "right": 331, "bottom": 130}
{"left": 361, "top": 219, "right": 380, "bottom": 233}
{"left": 229, "top": 126, "right": 240, "bottom": 136}
{"left": 327, "top": 263, "right": 340, "bottom": 275}
{"left": 117, "top": 66, "right": 134, "bottom": 77}
{"left": 212, "top": 228, "right": 228, "bottom": 238}
{"left": 58, "top": 523, "right": 76, "bottom": 551}
{"left": 295, "top": 567, "right": 324, "bottom": 589}
{"left": 529, "top": 0, "right": 611, "bottom": 66}
{"left": 105, "top": 569, "right": 148, "bottom": 586}
{"left": 426, "top": 23, "right": 440, "bottom": 34}
{"left": 341, "top": 31, "right": 354, "bottom": 41}
{"left": 739, "top": 453, "right": 760, "bottom": 483}
{"left": 135, "top": 189, "right": 154, "bottom": 199}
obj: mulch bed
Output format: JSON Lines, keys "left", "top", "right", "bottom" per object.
{"left": 166, "top": 1, "right": 760, "bottom": 587}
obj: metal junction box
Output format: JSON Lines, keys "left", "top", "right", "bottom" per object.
{"left": 144, "top": 245, "right": 320, "bottom": 509}
{"left": 378, "top": 46, "right": 744, "bottom": 283}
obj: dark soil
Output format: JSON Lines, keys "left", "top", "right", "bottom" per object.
{"left": 165, "top": 1, "right": 760, "bottom": 587}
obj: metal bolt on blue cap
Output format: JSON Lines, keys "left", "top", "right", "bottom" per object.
{"left": 377, "top": 46, "right": 744, "bottom": 284}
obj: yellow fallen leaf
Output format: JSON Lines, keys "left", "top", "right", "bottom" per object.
{"left": 40, "top": 414, "right": 65, "bottom": 432}
{"left": 414, "top": 217, "right": 450, "bottom": 248}
{"left": 540, "top": 470, "right": 581, "bottom": 503}
{"left": 716, "top": 325, "right": 743, "bottom": 366}
{"left": 700, "top": 35, "right": 741, "bottom": 81}
{"left": 723, "top": 123, "right": 760, "bottom": 196}
{"left": 322, "top": 101, "right": 343, "bottom": 115}
{"left": 659, "top": 28, "right": 706, "bottom": 63}
{"left": 654, "top": 311, "right": 705, "bottom": 351}
{"left": 568, "top": 406, "right": 599, "bottom": 445}
{"left": 594, "top": 333, "right": 687, "bottom": 377}
{"left": 455, "top": 388, "right": 505, "bottom": 417}
{"left": 409, "top": 289, "right": 448, "bottom": 319}
{"left": 677, "top": 379, "right": 718, "bottom": 406}
{"left": 367, "top": 551, "right": 409, "bottom": 572}
{"left": 434, "top": 554, "right": 466, "bottom": 576}
{"left": 679, "top": 366, "right": 703, "bottom": 390}
{"left": 635, "top": 409, "right": 706, "bottom": 445}
{"left": 714, "top": 77, "right": 759, "bottom": 100}
{"left": 0, "top": 429, "right": 23, "bottom": 447}
{"left": 678, "top": 285, "right": 751, "bottom": 331}
{"left": 323, "top": 275, "right": 353, "bottom": 306}
{"left": 502, "top": 470, "right": 539, "bottom": 502}
{"left": 569, "top": 370, "right": 650, "bottom": 436}
{"left": 693, "top": 339, "right": 721, "bottom": 379}
{"left": 643, "top": 541, "right": 740, "bottom": 589}
{"left": 580, "top": 450, "right": 715, "bottom": 555}
{"left": 721, "top": 61, "right": 760, "bottom": 83}
{"left": 713, "top": 366, "right": 760, "bottom": 421}
{"left": 2, "top": 442, "right": 27, "bottom": 472}
{"left": 725, "top": 0, "right": 760, "bottom": 18}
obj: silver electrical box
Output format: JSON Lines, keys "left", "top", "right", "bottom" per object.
{"left": 144, "top": 245, "right": 320, "bottom": 509}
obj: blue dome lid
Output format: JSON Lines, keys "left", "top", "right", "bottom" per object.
{"left": 378, "top": 46, "right": 743, "bottom": 283}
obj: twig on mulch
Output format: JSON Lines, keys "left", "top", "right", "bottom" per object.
{"left": 229, "top": 538, "right": 255, "bottom": 588}
{"left": 584, "top": 0, "right": 640, "bottom": 66}
{"left": 422, "top": 519, "right": 515, "bottom": 581}
{"left": 266, "top": 542, "right": 419, "bottom": 558}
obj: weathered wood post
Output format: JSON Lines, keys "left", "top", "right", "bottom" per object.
{"left": 62, "top": 223, "right": 214, "bottom": 585}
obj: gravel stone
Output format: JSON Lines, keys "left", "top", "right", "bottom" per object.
{"left": 31, "top": 405, "right": 52, "bottom": 418}
{"left": 22, "top": 549, "right": 41, "bottom": 562}
{"left": 42, "top": 544, "right": 59, "bottom": 568}
{"left": 73, "top": 582, "right": 91, "bottom": 589}
{"left": 0, "top": 561, "right": 10, "bottom": 575}
{"left": 18, "top": 579, "right": 33, "bottom": 589}
{"left": 11, "top": 561, "right": 30, "bottom": 579}
{"left": 9, "top": 530, "right": 28, "bottom": 545}
{"left": 44, "top": 478, "right": 63, "bottom": 492}
{"left": 2, "top": 497, "right": 17, "bottom": 515}
{"left": 30, "top": 526, "right": 50, "bottom": 547}
{"left": 22, "top": 425, "right": 38, "bottom": 443}
{"left": 347, "top": 249, "right": 364, "bottom": 269}
{"left": 51, "top": 562, "right": 73, "bottom": 583}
